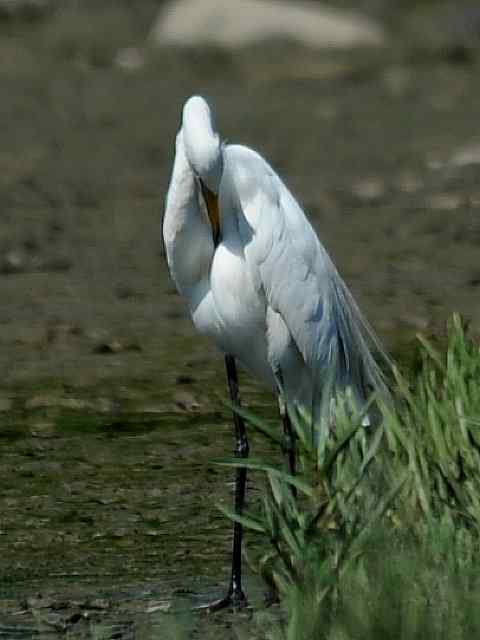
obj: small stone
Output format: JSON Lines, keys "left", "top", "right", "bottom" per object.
{"left": 27, "top": 595, "right": 55, "bottom": 610}
{"left": 136, "top": 404, "right": 167, "bottom": 414}
{"left": 1, "top": 249, "right": 26, "bottom": 274}
{"left": 85, "top": 598, "right": 110, "bottom": 610}
{"left": 93, "top": 339, "right": 124, "bottom": 354}
{"left": 174, "top": 391, "right": 201, "bottom": 412}
{"left": 114, "top": 47, "right": 145, "bottom": 72}
{"left": 30, "top": 422, "right": 56, "bottom": 438}
{"left": 398, "top": 315, "right": 430, "bottom": 331}
{"left": 426, "top": 157, "right": 444, "bottom": 171}
{"left": 25, "top": 395, "right": 60, "bottom": 410}
{"left": 93, "top": 339, "right": 141, "bottom": 354}
{"left": 146, "top": 601, "right": 171, "bottom": 614}
{"left": 59, "top": 398, "right": 91, "bottom": 411}
{"left": 94, "top": 398, "right": 116, "bottom": 413}
{"left": 450, "top": 143, "right": 480, "bottom": 167}
{"left": 394, "top": 171, "right": 423, "bottom": 194}
{"left": 469, "top": 193, "right": 480, "bottom": 207}
{"left": 426, "top": 193, "right": 463, "bottom": 211}
{"left": 43, "top": 612, "right": 67, "bottom": 631}
{"left": 352, "top": 177, "right": 385, "bottom": 202}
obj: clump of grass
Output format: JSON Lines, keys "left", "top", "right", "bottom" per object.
{"left": 385, "top": 313, "right": 480, "bottom": 533}
{"left": 218, "top": 313, "right": 480, "bottom": 640}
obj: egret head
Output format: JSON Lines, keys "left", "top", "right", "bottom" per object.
{"left": 182, "top": 95, "right": 223, "bottom": 194}
{"left": 182, "top": 96, "right": 223, "bottom": 245}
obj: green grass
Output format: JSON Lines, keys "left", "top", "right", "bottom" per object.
{"left": 219, "top": 313, "right": 480, "bottom": 640}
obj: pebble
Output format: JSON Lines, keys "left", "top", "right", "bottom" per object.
{"left": 174, "top": 391, "right": 201, "bottom": 412}
{"left": 351, "top": 177, "right": 386, "bottom": 202}
{"left": 1, "top": 250, "right": 26, "bottom": 275}
{"left": 394, "top": 171, "right": 423, "bottom": 194}
{"left": 426, "top": 193, "right": 463, "bottom": 211}
{"left": 146, "top": 601, "right": 171, "bottom": 614}
{"left": 114, "top": 47, "right": 145, "bottom": 72}
{"left": 450, "top": 143, "right": 480, "bottom": 167}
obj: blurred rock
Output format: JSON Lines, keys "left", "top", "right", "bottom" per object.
{"left": 150, "top": 0, "right": 386, "bottom": 50}
{"left": 426, "top": 193, "right": 463, "bottom": 211}
{"left": 394, "top": 171, "right": 423, "bottom": 194}
{"left": 0, "top": 248, "right": 72, "bottom": 275}
{"left": 146, "top": 601, "right": 172, "bottom": 614}
{"left": 85, "top": 598, "right": 110, "bottom": 610}
{"left": 1, "top": 249, "right": 26, "bottom": 275}
{"left": 114, "top": 47, "right": 145, "bottom": 73}
{"left": 92, "top": 338, "right": 141, "bottom": 355}
{"left": 30, "top": 421, "right": 57, "bottom": 438}
{"left": 352, "top": 177, "right": 386, "bottom": 202}
{"left": 450, "top": 143, "right": 480, "bottom": 167}
{"left": 26, "top": 595, "right": 55, "bottom": 610}
{"left": 174, "top": 390, "right": 201, "bottom": 412}
{"left": 398, "top": 314, "right": 430, "bottom": 332}
{"left": 25, "top": 395, "right": 76, "bottom": 410}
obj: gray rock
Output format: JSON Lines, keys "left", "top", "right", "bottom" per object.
{"left": 450, "top": 143, "right": 480, "bottom": 167}
{"left": 150, "top": 0, "right": 386, "bottom": 50}
{"left": 114, "top": 47, "right": 145, "bottom": 73}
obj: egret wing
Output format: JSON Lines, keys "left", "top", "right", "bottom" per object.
{"left": 228, "top": 145, "right": 387, "bottom": 406}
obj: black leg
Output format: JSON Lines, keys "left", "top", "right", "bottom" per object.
{"left": 225, "top": 354, "right": 249, "bottom": 604}
{"left": 275, "top": 369, "right": 297, "bottom": 492}
{"left": 200, "top": 355, "right": 249, "bottom": 612}
{"left": 278, "top": 397, "right": 297, "bottom": 497}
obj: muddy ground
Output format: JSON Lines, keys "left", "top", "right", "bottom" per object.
{"left": 1, "top": 1, "right": 480, "bottom": 638}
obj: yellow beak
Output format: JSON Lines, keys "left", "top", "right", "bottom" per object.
{"left": 200, "top": 181, "right": 221, "bottom": 247}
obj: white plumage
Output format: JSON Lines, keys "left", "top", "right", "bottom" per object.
{"left": 163, "top": 95, "right": 387, "bottom": 423}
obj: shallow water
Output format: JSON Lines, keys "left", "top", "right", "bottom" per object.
{"left": 0, "top": 402, "right": 277, "bottom": 638}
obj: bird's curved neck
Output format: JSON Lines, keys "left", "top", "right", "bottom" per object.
{"left": 163, "top": 133, "right": 214, "bottom": 295}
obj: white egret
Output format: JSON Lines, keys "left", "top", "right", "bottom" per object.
{"left": 162, "top": 95, "right": 388, "bottom": 609}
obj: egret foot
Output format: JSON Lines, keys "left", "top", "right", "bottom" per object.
{"left": 194, "top": 588, "right": 248, "bottom": 613}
